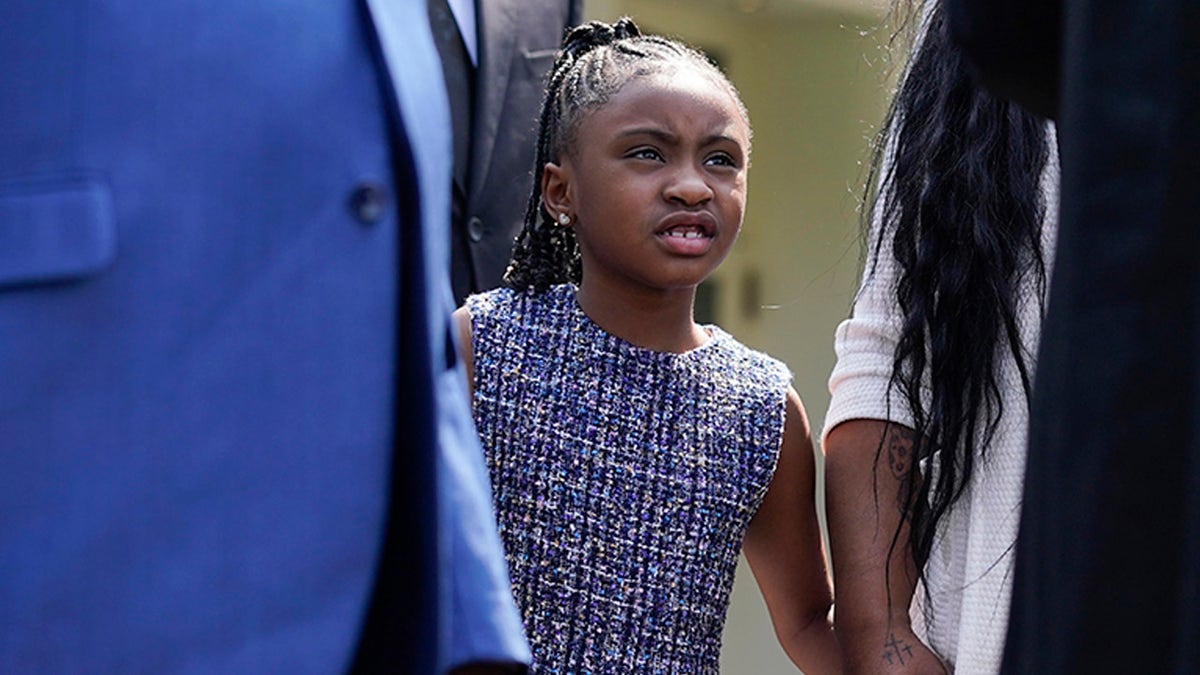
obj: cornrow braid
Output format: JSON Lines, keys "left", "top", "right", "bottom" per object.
{"left": 504, "top": 17, "right": 748, "bottom": 291}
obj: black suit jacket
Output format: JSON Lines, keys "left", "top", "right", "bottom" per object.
{"left": 946, "top": 1, "right": 1200, "bottom": 672}
{"left": 945, "top": 0, "right": 1061, "bottom": 119}
{"left": 449, "top": 0, "right": 582, "bottom": 302}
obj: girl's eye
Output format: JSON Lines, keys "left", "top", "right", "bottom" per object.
{"left": 629, "top": 147, "right": 664, "bottom": 161}
{"left": 706, "top": 152, "right": 738, "bottom": 168}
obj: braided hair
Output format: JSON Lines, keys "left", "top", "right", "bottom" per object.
{"left": 865, "top": 2, "right": 1051, "bottom": 595}
{"left": 504, "top": 17, "right": 749, "bottom": 291}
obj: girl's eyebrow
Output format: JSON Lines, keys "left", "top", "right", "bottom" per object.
{"left": 617, "top": 127, "right": 744, "bottom": 148}
{"left": 616, "top": 127, "right": 676, "bottom": 143}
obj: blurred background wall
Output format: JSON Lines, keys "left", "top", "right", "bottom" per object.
{"left": 581, "top": 1, "right": 892, "bottom": 671}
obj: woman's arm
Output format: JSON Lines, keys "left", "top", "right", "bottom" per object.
{"left": 824, "top": 419, "right": 947, "bottom": 674}
{"left": 743, "top": 387, "right": 841, "bottom": 674}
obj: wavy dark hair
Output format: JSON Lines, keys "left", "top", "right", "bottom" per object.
{"left": 865, "top": 2, "right": 1051, "bottom": 597}
{"left": 504, "top": 17, "right": 748, "bottom": 291}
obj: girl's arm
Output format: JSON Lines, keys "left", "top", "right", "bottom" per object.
{"left": 743, "top": 387, "right": 842, "bottom": 674}
{"left": 823, "top": 420, "right": 947, "bottom": 674}
{"left": 451, "top": 307, "right": 475, "bottom": 397}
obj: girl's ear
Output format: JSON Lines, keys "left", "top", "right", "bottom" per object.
{"left": 541, "top": 161, "right": 572, "bottom": 219}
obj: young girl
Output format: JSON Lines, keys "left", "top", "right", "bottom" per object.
{"left": 454, "top": 19, "right": 840, "bottom": 674}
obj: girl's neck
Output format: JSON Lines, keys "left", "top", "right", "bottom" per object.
{"left": 575, "top": 279, "right": 710, "bottom": 354}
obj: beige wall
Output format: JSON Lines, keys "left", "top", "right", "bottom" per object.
{"left": 582, "top": 1, "right": 891, "bottom": 671}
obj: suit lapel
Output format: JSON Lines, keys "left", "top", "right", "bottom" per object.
{"left": 470, "top": 0, "right": 517, "bottom": 203}
{"left": 362, "top": 0, "right": 453, "bottom": 293}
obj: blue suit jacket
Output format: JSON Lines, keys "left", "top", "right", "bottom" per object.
{"left": 0, "top": 1, "right": 525, "bottom": 672}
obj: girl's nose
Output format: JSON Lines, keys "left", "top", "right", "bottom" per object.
{"left": 664, "top": 166, "right": 714, "bottom": 206}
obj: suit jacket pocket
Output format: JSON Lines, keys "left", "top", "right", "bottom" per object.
{"left": 0, "top": 177, "right": 116, "bottom": 287}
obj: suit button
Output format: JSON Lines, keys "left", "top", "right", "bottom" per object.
{"left": 467, "top": 215, "right": 485, "bottom": 242}
{"left": 349, "top": 181, "right": 388, "bottom": 225}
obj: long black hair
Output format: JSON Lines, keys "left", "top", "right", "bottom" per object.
{"left": 504, "top": 18, "right": 748, "bottom": 291}
{"left": 866, "top": 1, "right": 1051, "bottom": 592}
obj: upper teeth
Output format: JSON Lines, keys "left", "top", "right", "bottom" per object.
{"left": 666, "top": 229, "right": 705, "bottom": 239}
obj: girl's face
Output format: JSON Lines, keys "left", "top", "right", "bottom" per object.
{"left": 543, "top": 67, "right": 750, "bottom": 297}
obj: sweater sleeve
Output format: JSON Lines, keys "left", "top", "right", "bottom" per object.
{"left": 821, "top": 215, "right": 918, "bottom": 449}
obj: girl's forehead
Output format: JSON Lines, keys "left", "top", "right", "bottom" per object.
{"left": 623, "top": 65, "right": 737, "bottom": 104}
{"left": 594, "top": 72, "right": 750, "bottom": 137}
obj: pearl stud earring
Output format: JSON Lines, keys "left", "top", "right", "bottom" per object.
{"left": 558, "top": 213, "right": 571, "bottom": 226}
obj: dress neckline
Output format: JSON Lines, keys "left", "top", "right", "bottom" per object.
{"left": 556, "top": 284, "right": 726, "bottom": 361}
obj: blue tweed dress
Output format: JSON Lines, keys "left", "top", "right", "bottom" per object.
{"left": 466, "top": 284, "right": 790, "bottom": 674}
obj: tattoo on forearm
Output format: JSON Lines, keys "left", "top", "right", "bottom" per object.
{"left": 885, "top": 426, "right": 917, "bottom": 516}
{"left": 882, "top": 631, "right": 916, "bottom": 667}
{"left": 885, "top": 427, "right": 915, "bottom": 481}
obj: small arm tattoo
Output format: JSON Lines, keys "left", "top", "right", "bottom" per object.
{"left": 883, "top": 426, "right": 918, "bottom": 516}
{"left": 882, "top": 631, "right": 916, "bottom": 666}
{"left": 885, "top": 426, "right": 916, "bottom": 480}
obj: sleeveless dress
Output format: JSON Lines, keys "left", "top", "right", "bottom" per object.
{"left": 466, "top": 284, "right": 791, "bottom": 674}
